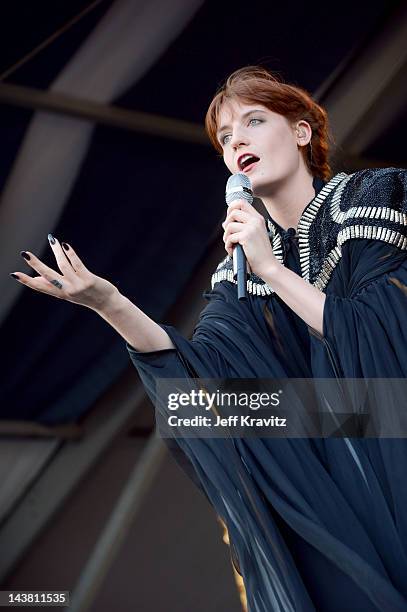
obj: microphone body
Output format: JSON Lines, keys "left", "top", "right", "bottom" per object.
{"left": 225, "top": 173, "right": 253, "bottom": 301}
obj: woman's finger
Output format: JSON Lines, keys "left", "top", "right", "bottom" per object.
{"left": 19, "top": 249, "right": 65, "bottom": 285}
{"left": 10, "top": 271, "right": 68, "bottom": 298}
{"left": 227, "top": 199, "right": 252, "bottom": 212}
{"left": 60, "top": 242, "right": 88, "bottom": 274}
{"left": 225, "top": 232, "right": 243, "bottom": 247}
{"left": 225, "top": 230, "right": 245, "bottom": 255}
{"left": 222, "top": 213, "right": 245, "bottom": 230}
{"left": 223, "top": 221, "right": 246, "bottom": 241}
{"left": 47, "top": 234, "right": 76, "bottom": 275}
{"left": 226, "top": 208, "right": 251, "bottom": 222}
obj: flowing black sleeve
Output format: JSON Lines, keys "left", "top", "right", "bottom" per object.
{"left": 126, "top": 277, "right": 293, "bottom": 490}
{"left": 125, "top": 280, "right": 261, "bottom": 492}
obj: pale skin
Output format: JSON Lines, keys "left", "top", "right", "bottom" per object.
{"left": 218, "top": 100, "right": 326, "bottom": 336}
{"left": 11, "top": 237, "right": 174, "bottom": 352}
{"left": 10, "top": 99, "right": 325, "bottom": 351}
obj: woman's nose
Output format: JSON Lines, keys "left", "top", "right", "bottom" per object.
{"left": 230, "top": 128, "right": 249, "bottom": 150}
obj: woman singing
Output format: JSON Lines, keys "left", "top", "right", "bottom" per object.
{"left": 11, "top": 67, "right": 407, "bottom": 611}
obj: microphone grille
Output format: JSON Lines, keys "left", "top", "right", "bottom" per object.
{"left": 225, "top": 172, "right": 253, "bottom": 205}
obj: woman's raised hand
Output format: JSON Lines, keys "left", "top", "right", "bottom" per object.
{"left": 10, "top": 234, "right": 118, "bottom": 312}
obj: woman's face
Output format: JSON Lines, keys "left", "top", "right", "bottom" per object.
{"left": 216, "top": 99, "right": 308, "bottom": 197}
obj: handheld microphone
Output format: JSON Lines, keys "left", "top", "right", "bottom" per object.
{"left": 225, "top": 173, "right": 253, "bottom": 301}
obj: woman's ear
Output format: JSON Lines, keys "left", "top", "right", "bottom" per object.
{"left": 294, "top": 120, "right": 312, "bottom": 146}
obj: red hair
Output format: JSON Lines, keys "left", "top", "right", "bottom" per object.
{"left": 205, "top": 66, "right": 332, "bottom": 181}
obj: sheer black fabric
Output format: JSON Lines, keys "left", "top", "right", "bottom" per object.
{"left": 127, "top": 168, "right": 407, "bottom": 611}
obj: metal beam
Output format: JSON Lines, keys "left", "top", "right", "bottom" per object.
{"left": 0, "top": 379, "right": 146, "bottom": 582}
{"left": 318, "top": 3, "right": 407, "bottom": 155}
{"left": 69, "top": 436, "right": 166, "bottom": 612}
{"left": 0, "top": 82, "right": 208, "bottom": 145}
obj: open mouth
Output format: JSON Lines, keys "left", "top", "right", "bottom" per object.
{"left": 238, "top": 154, "right": 260, "bottom": 172}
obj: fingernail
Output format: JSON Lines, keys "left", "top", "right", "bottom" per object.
{"left": 20, "top": 251, "right": 30, "bottom": 260}
{"left": 10, "top": 273, "right": 19, "bottom": 280}
{"left": 48, "top": 233, "right": 56, "bottom": 245}
{"left": 62, "top": 242, "right": 69, "bottom": 251}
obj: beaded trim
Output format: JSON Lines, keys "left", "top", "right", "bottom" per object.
{"left": 338, "top": 225, "right": 407, "bottom": 249}
{"left": 314, "top": 225, "right": 407, "bottom": 291}
{"left": 211, "top": 169, "right": 407, "bottom": 296}
{"left": 314, "top": 245, "right": 342, "bottom": 291}
{"left": 297, "top": 172, "right": 348, "bottom": 281}
{"left": 211, "top": 262, "right": 277, "bottom": 296}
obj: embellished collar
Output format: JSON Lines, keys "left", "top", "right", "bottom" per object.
{"left": 266, "top": 176, "right": 326, "bottom": 239}
{"left": 265, "top": 172, "right": 348, "bottom": 286}
{"left": 211, "top": 168, "right": 407, "bottom": 296}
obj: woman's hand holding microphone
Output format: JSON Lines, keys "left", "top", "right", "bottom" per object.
{"left": 221, "top": 199, "right": 280, "bottom": 280}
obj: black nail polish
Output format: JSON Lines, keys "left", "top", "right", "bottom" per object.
{"left": 62, "top": 242, "right": 69, "bottom": 251}
{"left": 48, "top": 233, "right": 56, "bottom": 245}
{"left": 10, "top": 273, "right": 19, "bottom": 280}
{"left": 20, "top": 251, "right": 31, "bottom": 260}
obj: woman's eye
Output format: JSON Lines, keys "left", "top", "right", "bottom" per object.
{"left": 220, "top": 118, "right": 262, "bottom": 145}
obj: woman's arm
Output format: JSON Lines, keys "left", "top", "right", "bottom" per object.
{"left": 95, "top": 290, "right": 174, "bottom": 352}
{"left": 11, "top": 236, "right": 174, "bottom": 352}
{"left": 260, "top": 261, "right": 325, "bottom": 336}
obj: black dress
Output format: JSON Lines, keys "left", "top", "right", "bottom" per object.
{"left": 127, "top": 167, "right": 407, "bottom": 612}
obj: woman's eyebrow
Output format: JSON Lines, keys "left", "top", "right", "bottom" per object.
{"left": 217, "top": 109, "right": 267, "bottom": 137}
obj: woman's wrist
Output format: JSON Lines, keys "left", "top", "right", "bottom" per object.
{"left": 257, "top": 258, "right": 283, "bottom": 284}
{"left": 93, "top": 286, "right": 124, "bottom": 316}
{"left": 94, "top": 288, "right": 174, "bottom": 352}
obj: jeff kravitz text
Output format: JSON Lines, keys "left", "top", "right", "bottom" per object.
{"left": 167, "top": 414, "right": 287, "bottom": 428}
